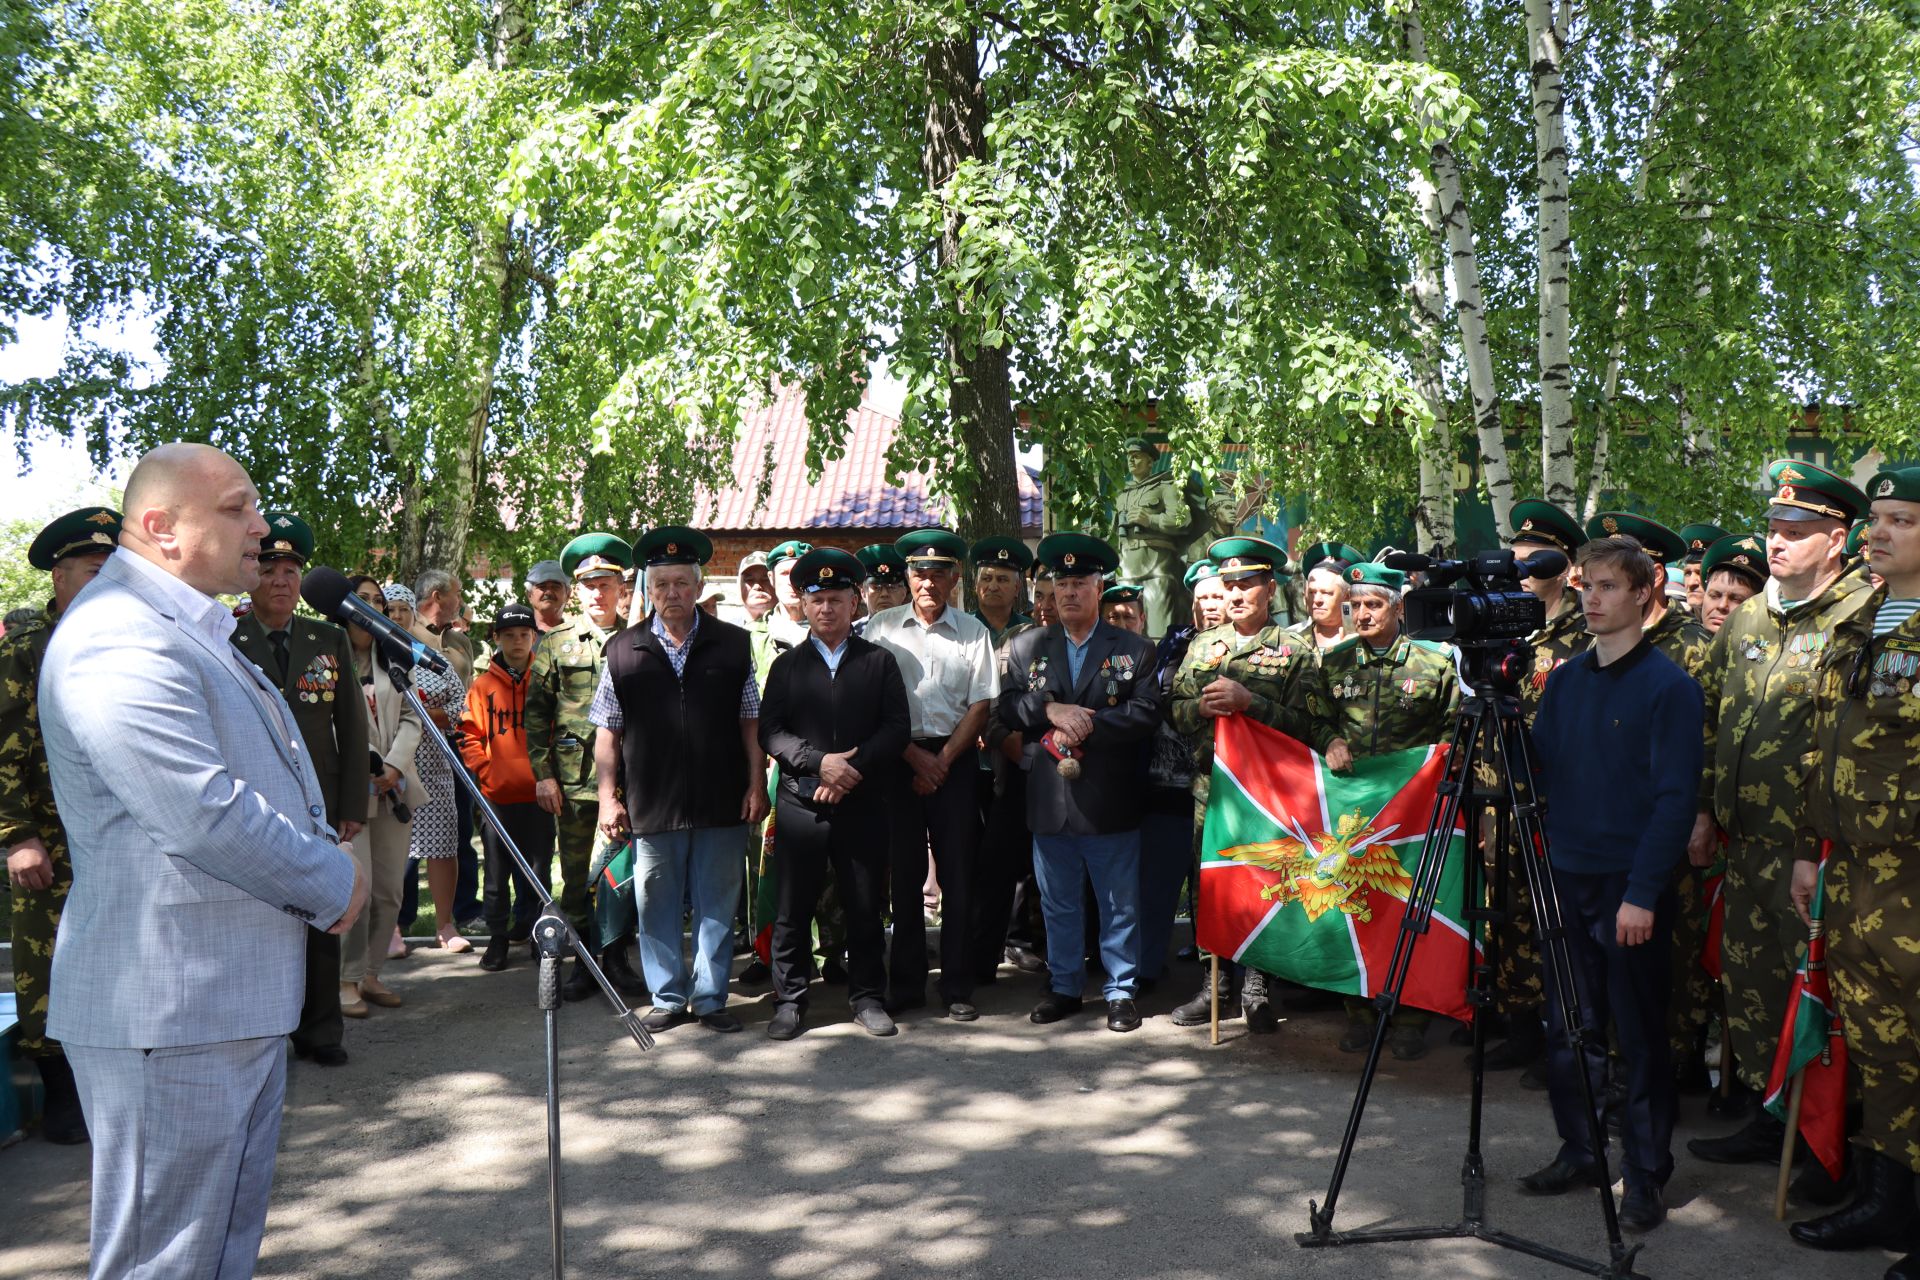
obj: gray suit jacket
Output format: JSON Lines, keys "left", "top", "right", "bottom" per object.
{"left": 41, "top": 551, "right": 357, "bottom": 1049}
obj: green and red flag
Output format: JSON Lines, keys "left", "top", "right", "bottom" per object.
{"left": 594, "top": 839, "right": 635, "bottom": 949}
{"left": 1197, "top": 715, "right": 1477, "bottom": 1021}
{"left": 1763, "top": 841, "right": 1850, "bottom": 1180}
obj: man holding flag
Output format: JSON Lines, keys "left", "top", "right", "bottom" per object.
{"left": 1789, "top": 466, "right": 1920, "bottom": 1277}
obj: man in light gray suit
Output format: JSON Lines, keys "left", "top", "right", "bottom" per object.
{"left": 40, "top": 443, "right": 368, "bottom": 1279}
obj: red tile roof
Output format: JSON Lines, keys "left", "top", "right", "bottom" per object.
{"left": 698, "top": 384, "right": 1041, "bottom": 532}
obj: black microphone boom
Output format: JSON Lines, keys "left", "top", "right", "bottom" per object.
{"left": 300, "top": 566, "right": 452, "bottom": 675}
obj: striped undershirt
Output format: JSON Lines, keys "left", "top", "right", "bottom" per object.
{"left": 1874, "top": 598, "right": 1920, "bottom": 638}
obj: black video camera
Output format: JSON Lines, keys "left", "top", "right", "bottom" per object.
{"left": 1385, "top": 548, "right": 1569, "bottom": 646}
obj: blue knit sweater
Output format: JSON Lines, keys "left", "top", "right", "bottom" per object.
{"left": 1530, "top": 637, "right": 1705, "bottom": 909}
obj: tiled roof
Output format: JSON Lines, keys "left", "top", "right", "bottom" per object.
{"left": 698, "top": 384, "right": 1041, "bottom": 532}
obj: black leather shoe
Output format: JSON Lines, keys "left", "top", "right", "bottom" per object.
{"left": 640, "top": 1006, "right": 695, "bottom": 1033}
{"left": 505, "top": 917, "right": 535, "bottom": 944}
{"left": 295, "top": 1043, "right": 350, "bottom": 1067}
{"left": 1516, "top": 1158, "right": 1604, "bottom": 1196}
{"left": 1241, "top": 969, "right": 1279, "bottom": 1034}
{"left": 1030, "top": 993, "right": 1085, "bottom": 1024}
{"left": 561, "top": 956, "right": 599, "bottom": 1003}
{"left": 738, "top": 958, "right": 771, "bottom": 985}
{"left": 1790, "top": 1154, "right": 1852, "bottom": 1206}
{"left": 1618, "top": 1183, "right": 1667, "bottom": 1232}
{"left": 33, "top": 1056, "right": 89, "bottom": 1145}
{"left": 1480, "top": 1028, "right": 1546, "bottom": 1071}
{"left": 1888, "top": 1250, "right": 1920, "bottom": 1280}
{"left": 1688, "top": 1110, "right": 1786, "bottom": 1164}
{"left": 601, "top": 944, "right": 651, "bottom": 1000}
{"left": 1005, "top": 945, "right": 1046, "bottom": 973}
{"left": 1789, "top": 1150, "right": 1918, "bottom": 1252}
{"left": 854, "top": 1005, "right": 898, "bottom": 1037}
{"left": 1170, "top": 970, "right": 1237, "bottom": 1028}
{"left": 478, "top": 936, "right": 511, "bottom": 972}
{"left": 699, "top": 1009, "right": 743, "bottom": 1033}
{"left": 946, "top": 1001, "right": 980, "bottom": 1022}
{"left": 768, "top": 1004, "right": 804, "bottom": 1040}
{"left": 1107, "top": 998, "right": 1142, "bottom": 1033}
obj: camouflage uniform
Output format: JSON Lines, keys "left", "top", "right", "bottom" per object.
{"left": 1800, "top": 585, "right": 1920, "bottom": 1172}
{"left": 1320, "top": 632, "right": 1460, "bottom": 760}
{"left": 0, "top": 605, "right": 66, "bottom": 1058}
{"left": 524, "top": 611, "right": 623, "bottom": 940}
{"left": 1112, "top": 467, "right": 1191, "bottom": 638}
{"left": 1170, "top": 622, "right": 1338, "bottom": 822}
{"left": 1699, "top": 568, "right": 1875, "bottom": 1089}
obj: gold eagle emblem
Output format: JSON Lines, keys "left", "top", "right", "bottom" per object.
{"left": 1216, "top": 810, "right": 1414, "bottom": 922}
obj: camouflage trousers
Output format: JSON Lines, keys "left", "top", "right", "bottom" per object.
{"left": 1667, "top": 863, "right": 1717, "bottom": 1060}
{"left": 1718, "top": 835, "right": 1804, "bottom": 1091}
{"left": 557, "top": 797, "right": 604, "bottom": 945}
{"left": 7, "top": 841, "right": 70, "bottom": 1057}
{"left": 1828, "top": 848, "right": 1920, "bottom": 1174}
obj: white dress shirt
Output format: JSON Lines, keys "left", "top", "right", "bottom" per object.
{"left": 861, "top": 602, "right": 997, "bottom": 739}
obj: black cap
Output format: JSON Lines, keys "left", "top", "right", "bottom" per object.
{"left": 493, "top": 602, "right": 538, "bottom": 632}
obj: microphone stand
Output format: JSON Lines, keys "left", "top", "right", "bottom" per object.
{"left": 388, "top": 657, "right": 652, "bottom": 1280}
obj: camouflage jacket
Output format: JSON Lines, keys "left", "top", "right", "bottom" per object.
{"left": 0, "top": 604, "right": 61, "bottom": 853}
{"left": 1169, "top": 623, "right": 1337, "bottom": 784}
{"left": 524, "top": 611, "right": 624, "bottom": 801}
{"left": 1700, "top": 568, "right": 1875, "bottom": 844}
{"left": 1520, "top": 590, "right": 1587, "bottom": 721}
{"left": 1320, "top": 631, "right": 1460, "bottom": 758}
{"left": 1800, "top": 584, "right": 1920, "bottom": 852}
{"left": 1646, "top": 606, "right": 1714, "bottom": 683}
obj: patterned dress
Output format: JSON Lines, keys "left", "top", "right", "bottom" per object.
{"left": 407, "top": 662, "right": 467, "bottom": 860}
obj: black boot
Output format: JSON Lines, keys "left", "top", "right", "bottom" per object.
{"left": 600, "top": 941, "right": 650, "bottom": 1000}
{"left": 1170, "top": 965, "right": 1238, "bottom": 1028}
{"left": 1888, "top": 1250, "right": 1920, "bottom": 1280}
{"left": 561, "top": 951, "right": 600, "bottom": 1002}
{"left": 1790, "top": 1153, "right": 1854, "bottom": 1207}
{"left": 1241, "top": 968, "right": 1280, "bottom": 1035}
{"left": 1687, "top": 1108, "right": 1786, "bottom": 1164}
{"left": 1478, "top": 1012, "right": 1545, "bottom": 1071}
{"left": 34, "top": 1055, "right": 88, "bottom": 1145}
{"left": 1789, "top": 1150, "right": 1920, "bottom": 1252}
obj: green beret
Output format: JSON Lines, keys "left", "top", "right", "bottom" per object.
{"left": 1866, "top": 466, "right": 1920, "bottom": 506}
{"left": 1182, "top": 560, "right": 1220, "bottom": 589}
{"left": 633, "top": 525, "right": 712, "bottom": 568}
{"left": 1846, "top": 521, "right": 1869, "bottom": 560}
{"left": 1508, "top": 499, "right": 1586, "bottom": 554}
{"left": 1701, "top": 532, "right": 1770, "bottom": 587}
{"left": 258, "top": 512, "right": 314, "bottom": 565}
{"left": 1767, "top": 459, "right": 1866, "bottom": 524}
{"left": 1299, "top": 541, "right": 1365, "bottom": 577}
{"left": 1036, "top": 531, "right": 1118, "bottom": 578}
{"left": 1586, "top": 512, "right": 1686, "bottom": 564}
{"left": 767, "top": 539, "right": 813, "bottom": 568}
{"left": 1344, "top": 562, "right": 1406, "bottom": 592}
{"left": 1207, "top": 535, "right": 1284, "bottom": 581}
{"left": 1122, "top": 436, "right": 1156, "bottom": 456}
{"left": 856, "top": 543, "right": 907, "bottom": 583}
{"left": 561, "top": 532, "right": 633, "bottom": 580}
{"left": 1678, "top": 523, "right": 1729, "bottom": 562}
{"left": 894, "top": 527, "right": 967, "bottom": 567}
{"left": 1101, "top": 583, "right": 1144, "bottom": 605}
{"left": 969, "top": 535, "right": 1033, "bottom": 572}
{"left": 28, "top": 506, "right": 122, "bottom": 571}
{"left": 792, "top": 546, "right": 864, "bottom": 592}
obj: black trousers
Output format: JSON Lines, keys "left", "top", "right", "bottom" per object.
{"left": 772, "top": 795, "right": 888, "bottom": 1012}
{"left": 972, "top": 767, "right": 1043, "bottom": 967}
{"left": 889, "top": 745, "right": 981, "bottom": 1004}
{"left": 291, "top": 929, "right": 342, "bottom": 1053}
{"left": 481, "top": 799, "right": 555, "bottom": 934}
{"left": 1544, "top": 868, "right": 1678, "bottom": 1189}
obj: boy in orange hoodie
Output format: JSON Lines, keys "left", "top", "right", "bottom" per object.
{"left": 460, "top": 603, "right": 554, "bottom": 970}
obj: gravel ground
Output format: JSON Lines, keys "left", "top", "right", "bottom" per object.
{"left": 0, "top": 943, "right": 1898, "bottom": 1280}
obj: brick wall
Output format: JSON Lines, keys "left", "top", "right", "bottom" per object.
{"left": 709, "top": 529, "right": 876, "bottom": 576}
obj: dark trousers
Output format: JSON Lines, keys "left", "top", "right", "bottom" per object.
{"left": 453, "top": 787, "right": 482, "bottom": 923}
{"left": 481, "top": 799, "right": 555, "bottom": 934}
{"left": 771, "top": 796, "right": 888, "bottom": 1012}
{"left": 889, "top": 747, "right": 980, "bottom": 1004}
{"left": 1137, "top": 802, "right": 1192, "bottom": 983}
{"left": 290, "top": 928, "right": 343, "bottom": 1053}
{"left": 1544, "top": 868, "right": 1677, "bottom": 1189}
{"left": 972, "top": 768, "right": 1042, "bottom": 968}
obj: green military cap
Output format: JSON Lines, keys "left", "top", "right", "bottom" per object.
{"left": 1678, "top": 523, "right": 1729, "bottom": 563}
{"left": 969, "top": 535, "right": 1033, "bottom": 572}
{"left": 633, "top": 525, "right": 713, "bottom": 567}
{"left": 1766, "top": 459, "right": 1867, "bottom": 524}
{"left": 792, "top": 546, "right": 865, "bottom": 592}
{"left": 1207, "top": 535, "right": 1285, "bottom": 581}
{"left": 1122, "top": 436, "right": 1156, "bottom": 456}
{"left": 1586, "top": 512, "right": 1686, "bottom": 563}
{"left": 1344, "top": 562, "right": 1407, "bottom": 592}
{"left": 28, "top": 506, "right": 121, "bottom": 571}
{"left": 1508, "top": 499, "right": 1586, "bottom": 554}
{"left": 1866, "top": 465, "right": 1920, "bottom": 506}
{"left": 1182, "top": 559, "right": 1220, "bottom": 589}
{"left": 856, "top": 543, "right": 907, "bottom": 584}
{"left": 561, "top": 532, "right": 633, "bottom": 580}
{"left": 258, "top": 512, "right": 314, "bottom": 565}
{"left": 1035, "top": 531, "right": 1118, "bottom": 578}
{"left": 1101, "top": 582, "right": 1144, "bottom": 605}
{"left": 895, "top": 527, "right": 967, "bottom": 568}
{"left": 1846, "top": 521, "right": 1869, "bottom": 560}
{"left": 1700, "top": 532, "right": 1770, "bottom": 588}
{"left": 1298, "top": 540, "right": 1365, "bottom": 576}
{"left": 767, "top": 539, "right": 813, "bottom": 569}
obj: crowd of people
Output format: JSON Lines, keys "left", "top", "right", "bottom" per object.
{"left": 2, "top": 442, "right": 1917, "bottom": 1279}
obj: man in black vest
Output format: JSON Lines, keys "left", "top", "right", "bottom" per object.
{"left": 998, "top": 532, "right": 1164, "bottom": 1032}
{"left": 592, "top": 527, "right": 766, "bottom": 1034}
{"left": 759, "top": 547, "right": 911, "bottom": 1041}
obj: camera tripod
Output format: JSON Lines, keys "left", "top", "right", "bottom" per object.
{"left": 1294, "top": 643, "right": 1646, "bottom": 1278}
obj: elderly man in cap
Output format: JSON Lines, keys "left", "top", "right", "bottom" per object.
{"left": 1101, "top": 583, "right": 1147, "bottom": 635}
{"left": 766, "top": 539, "right": 814, "bottom": 650}
{"left": 855, "top": 543, "right": 909, "bottom": 634}
{"left": 1, "top": 506, "right": 120, "bottom": 1143}
{"left": 999, "top": 532, "right": 1165, "bottom": 1032}
{"left": 1288, "top": 541, "right": 1364, "bottom": 653}
{"left": 526, "top": 559, "right": 569, "bottom": 633}
{"left": 760, "top": 547, "right": 911, "bottom": 1039}
{"left": 525, "top": 532, "right": 648, "bottom": 1002}
{"left": 863, "top": 528, "right": 998, "bottom": 1019}
{"left": 231, "top": 512, "right": 370, "bottom": 1064}
{"left": 969, "top": 536, "right": 1033, "bottom": 641}
{"left": 1111, "top": 437, "right": 1192, "bottom": 639}
{"left": 593, "top": 528, "right": 766, "bottom": 1033}
{"left": 1689, "top": 459, "right": 1875, "bottom": 1164}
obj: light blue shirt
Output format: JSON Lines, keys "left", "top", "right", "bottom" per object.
{"left": 810, "top": 632, "right": 851, "bottom": 678}
{"left": 1065, "top": 626, "right": 1097, "bottom": 686}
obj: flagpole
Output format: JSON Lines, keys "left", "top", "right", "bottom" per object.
{"left": 1772, "top": 1071, "right": 1806, "bottom": 1219}
{"left": 1209, "top": 954, "right": 1221, "bottom": 1046}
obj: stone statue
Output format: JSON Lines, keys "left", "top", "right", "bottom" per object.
{"left": 1110, "top": 437, "right": 1191, "bottom": 639}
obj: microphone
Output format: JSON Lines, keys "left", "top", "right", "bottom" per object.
{"left": 1516, "top": 548, "right": 1569, "bottom": 580}
{"left": 1382, "top": 551, "right": 1430, "bottom": 573}
{"left": 300, "top": 566, "right": 452, "bottom": 675}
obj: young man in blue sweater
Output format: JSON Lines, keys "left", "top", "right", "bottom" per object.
{"left": 1519, "top": 535, "right": 1705, "bottom": 1232}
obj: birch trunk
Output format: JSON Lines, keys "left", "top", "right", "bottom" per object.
{"left": 1527, "top": 0, "right": 1576, "bottom": 508}
{"left": 1403, "top": 3, "right": 1512, "bottom": 536}
{"left": 1407, "top": 163, "right": 1455, "bottom": 555}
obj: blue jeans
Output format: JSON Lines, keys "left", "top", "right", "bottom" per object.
{"left": 1033, "top": 831, "right": 1142, "bottom": 1001}
{"left": 634, "top": 826, "right": 748, "bottom": 1015}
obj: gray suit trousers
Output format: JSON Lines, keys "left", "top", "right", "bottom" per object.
{"left": 68, "top": 1038, "right": 287, "bottom": 1279}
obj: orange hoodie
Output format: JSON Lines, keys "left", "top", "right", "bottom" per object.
{"left": 459, "top": 661, "right": 538, "bottom": 804}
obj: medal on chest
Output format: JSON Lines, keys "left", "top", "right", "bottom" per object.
{"left": 297, "top": 652, "right": 339, "bottom": 703}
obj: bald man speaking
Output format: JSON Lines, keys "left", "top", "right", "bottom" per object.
{"left": 39, "top": 443, "right": 366, "bottom": 1278}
